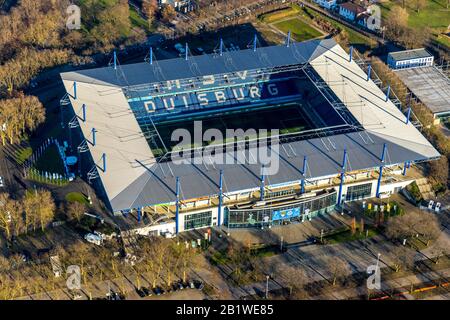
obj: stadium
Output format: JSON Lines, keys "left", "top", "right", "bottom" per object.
{"left": 60, "top": 37, "right": 440, "bottom": 236}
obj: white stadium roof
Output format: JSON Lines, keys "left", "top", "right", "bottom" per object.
{"left": 61, "top": 38, "right": 439, "bottom": 212}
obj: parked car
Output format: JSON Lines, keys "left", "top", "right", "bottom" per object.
{"left": 84, "top": 233, "right": 103, "bottom": 246}
{"left": 174, "top": 43, "right": 186, "bottom": 54}
{"left": 194, "top": 280, "right": 204, "bottom": 290}
{"left": 153, "top": 286, "right": 164, "bottom": 296}
{"left": 136, "top": 288, "right": 146, "bottom": 298}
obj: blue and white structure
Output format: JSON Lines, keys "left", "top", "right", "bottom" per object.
{"left": 60, "top": 38, "right": 440, "bottom": 235}
{"left": 387, "top": 48, "right": 434, "bottom": 70}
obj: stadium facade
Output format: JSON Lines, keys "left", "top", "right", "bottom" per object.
{"left": 60, "top": 38, "right": 439, "bottom": 236}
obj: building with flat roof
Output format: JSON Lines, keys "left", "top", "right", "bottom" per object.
{"left": 395, "top": 66, "right": 450, "bottom": 121}
{"left": 59, "top": 38, "right": 439, "bottom": 236}
{"left": 387, "top": 48, "right": 434, "bottom": 70}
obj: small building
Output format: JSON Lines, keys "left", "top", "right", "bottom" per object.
{"left": 314, "top": 0, "right": 337, "bottom": 10}
{"left": 387, "top": 48, "right": 434, "bottom": 70}
{"left": 338, "top": 2, "right": 370, "bottom": 21}
{"left": 159, "top": 0, "right": 195, "bottom": 13}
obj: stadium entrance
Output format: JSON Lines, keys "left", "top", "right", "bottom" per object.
{"left": 225, "top": 189, "right": 337, "bottom": 228}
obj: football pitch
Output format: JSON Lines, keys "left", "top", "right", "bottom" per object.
{"left": 151, "top": 102, "right": 314, "bottom": 154}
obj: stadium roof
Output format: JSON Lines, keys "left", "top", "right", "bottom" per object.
{"left": 61, "top": 38, "right": 440, "bottom": 212}
{"left": 61, "top": 38, "right": 332, "bottom": 88}
{"left": 395, "top": 66, "right": 450, "bottom": 116}
{"left": 388, "top": 48, "right": 432, "bottom": 62}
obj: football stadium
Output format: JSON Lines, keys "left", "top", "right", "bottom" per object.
{"left": 60, "top": 37, "right": 440, "bottom": 236}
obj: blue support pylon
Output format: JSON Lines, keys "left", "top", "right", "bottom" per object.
{"left": 349, "top": 46, "right": 353, "bottom": 62}
{"left": 175, "top": 177, "right": 180, "bottom": 234}
{"left": 81, "top": 104, "right": 86, "bottom": 122}
{"left": 149, "top": 47, "right": 153, "bottom": 65}
{"left": 367, "top": 64, "right": 371, "bottom": 81}
{"left": 185, "top": 43, "right": 189, "bottom": 61}
{"left": 113, "top": 51, "right": 117, "bottom": 70}
{"left": 286, "top": 30, "right": 291, "bottom": 47}
{"left": 301, "top": 155, "right": 307, "bottom": 194}
{"left": 260, "top": 167, "right": 265, "bottom": 201}
{"left": 219, "top": 38, "right": 223, "bottom": 56}
{"left": 91, "top": 128, "right": 97, "bottom": 146}
{"left": 73, "top": 81, "right": 77, "bottom": 99}
{"left": 403, "top": 161, "right": 408, "bottom": 176}
{"left": 137, "top": 208, "right": 141, "bottom": 223}
{"left": 337, "top": 149, "right": 348, "bottom": 205}
{"left": 406, "top": 107, "right": 411, "bottom": 124}
{"left": 102, "top": 153, "right": 106, "bottom": 172}
{"left": 385, "top": 85, "right": 390, "bottom": 102}
{"left": 376, "top": 143, "right": 387, "bottom": 197}
{"left": 253, "top": 34, "right": 257, "bottom": 52}
{"left": 217, "top": 170, "right": 223, "bottom": 226}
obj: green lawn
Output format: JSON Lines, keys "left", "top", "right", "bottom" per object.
{"left": 65, "top": 192, "right": 89, "bottom": 205}
{"left": 15, "top": 146, "right": 32, "bottom": 165}
{"left": 129, "top": 6, "right": 154, "bottom": 33}
{"left": 258, "top": 6, "right": 300, "bottom": 23}
{"left": 379, "top": 0, "right": 449, "bottom": 30}
{"left": 265, "top": 5, "right": 376, "bottom": 48}
{"left": 303, "top": 7, "right": 375, "bottom": 47}
{"left": 379, "top": 0, "right": 450, "bottom": 48}
{"left": 273, "top": 17, "right": 323, "bottom": 41}
{"left": 322, "top": 226, "right": 379, "bottom": 244}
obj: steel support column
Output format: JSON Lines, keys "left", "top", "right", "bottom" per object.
{"left": 337, "top": 149, "right": 348, "bottom": 206}
{"left": 403, "top": 161, "right": 408, "bottom": 176}
{"left": 376, "top": 143, "right": 387, "bottom": 197}
{"left": 218, "top": 170, "right": 223, "bottom": 226}
{"left": 149, "top": 47, "right": 153, "bottom": 65}
{"left": 406, "top": 107, "right": 411, "bottom": 124}
{"left": 82, "top": 104, "right": 86, "bottom": 122}
{"left": 175, "top": 176, "right": 180, "bottom": 234}
{"left": 301, "top": 155, "right": 307, "bottom": 194}
{"left": 260, "top": 167, "right": 265, "bottom": 201}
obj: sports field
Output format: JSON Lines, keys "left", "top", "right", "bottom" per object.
{"left": 273, "top": 17, "right": 323, "bottom": 42}
{"left": 152, "top": 102, "right": 314, "bottom": 153}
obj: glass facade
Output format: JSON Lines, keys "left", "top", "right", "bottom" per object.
{"left": 225, "top": 191, "right": 337, "bottom": 228}
{"left": 184, "top": 211, "right": 212, "bottom": 231}
{"left": 346, "top": 183, "right": 372, "bottom": 201}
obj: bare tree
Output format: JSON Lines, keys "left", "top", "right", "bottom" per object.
{"left": 324, "top": 256, "right": 350, "bottom": 286}
{"left": 414, "top": 0, "right": 426, "bottom": 12}
{"left": 384, "top": 5, "right": 409, "bottom": 40}
{"left": 0, "top": 94, "right": 45, "bottom": 144}
{"left": 142, "top": 0, "right": 158, "bottom": 27}
{"left": 386, "top": 210, "right": 441, "bottom": 246}
{"left": 161, "top": 4, "right": 176, "bottom": 23}
{"left": 391, "top": 245, "right": 415, "bottom": 272}
{"left": 66, "top": 201, "right": 86, "bottom": 223}
{"left": 429, "top": 156, "right": 449, "bottom": 191}
{"left": 276, "top": 264, "right": 308, "bottom": 299}
{"left": 0, "top": 193, "right": 13, "bottom": 239}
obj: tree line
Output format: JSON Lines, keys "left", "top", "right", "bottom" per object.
{"left": 0, "top": 93, "right": 46, "bottom": 146}
{"left": 0, "top": 189, "right": 56, "bottom": 240}
{"left": 0, "top": 0, "right": 147, "bottom": 98}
